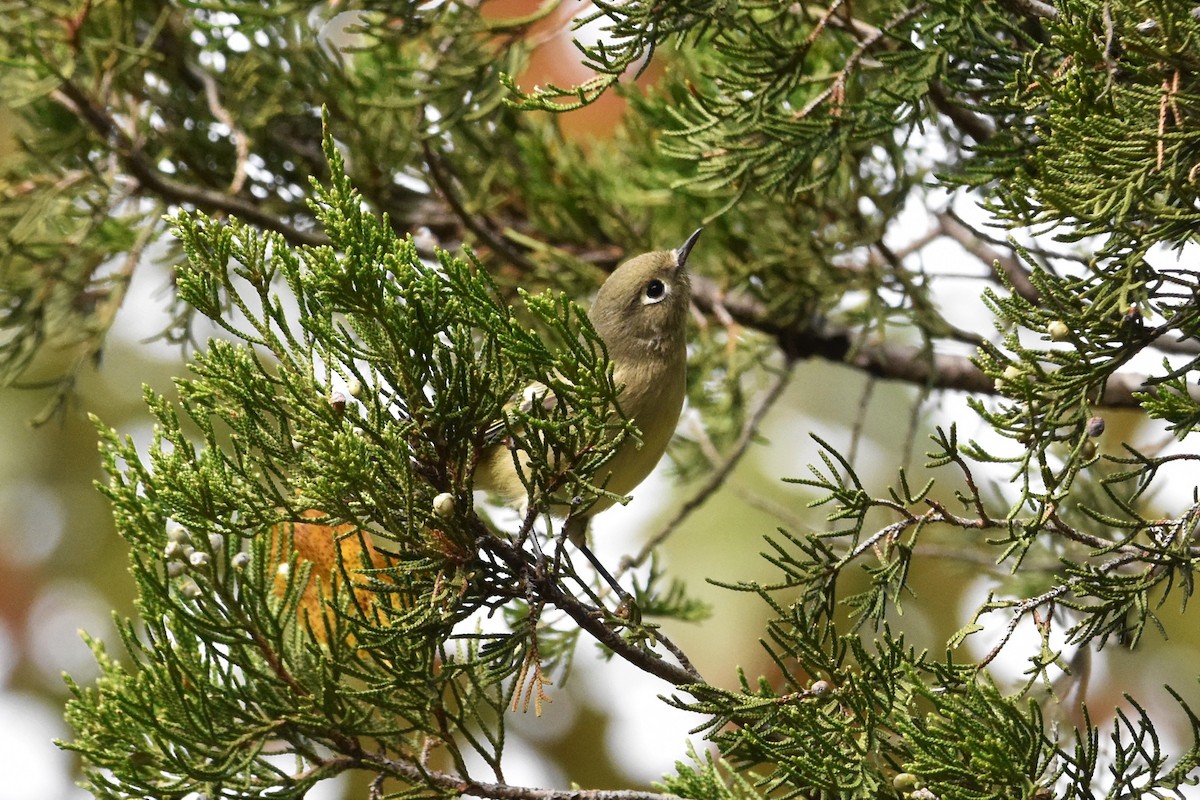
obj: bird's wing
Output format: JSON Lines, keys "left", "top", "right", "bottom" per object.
{"left": 480, "top": 381, "right": 557, "bottom": 448}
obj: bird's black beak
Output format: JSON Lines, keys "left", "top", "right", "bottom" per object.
{"left": 675, "top": 228, "right": 703, "bottom": 268}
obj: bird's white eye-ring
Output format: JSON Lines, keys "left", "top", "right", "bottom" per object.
{"left": 642, "top": 279, "right": 668, "bottom": 305}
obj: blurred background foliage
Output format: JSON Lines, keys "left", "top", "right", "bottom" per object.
{"left": 2, "top": 0, "right": 1200, "bottom": 798}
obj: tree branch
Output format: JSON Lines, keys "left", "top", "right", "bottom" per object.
{"left": 619, "top": 359, "right": 797, "bottom": 576}
{"left": 927, "top": 81, "right": 996, "bottom": 144}
{"left": 359, "top": 750, "right": 684, "bottom": 800}
{"left": 687, "top": 274, "right": 1166, "bottom": 408}
{"left": 478, "top": 520, "right": 705, "bottom": 687}
{"left": 936, "top": 212, "right": 1040, "bottom": 304}
{"left": 793, "top": 3, "right": 930, "bottom": 120}
{"left": 54, "top": 80, "right": 330, "bottom": 248}
{"left": 1000, "top": 0, "right": 1060, "bottom": 22}
{"left": 421, "top": 136, "right": 539, "bottom": 273}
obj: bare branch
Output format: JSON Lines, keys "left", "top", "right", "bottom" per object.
{"left": 361, "top": 749, "right": 685, "bottom": 800}
{"left": 688, "top": 274, "right": 1170, "bottom": 408}
{"left": 197, "top": 68, "right": 249, "bottom": 196}
{"left": 619, "top": 360, "right": 797, "bottom": 576}
{"left": 421, "top": 136, "right": 539, "bottom": 273}
{"left": 793, "top": 4, "right": 930, "bottom": 120}
{"left": 329, "top": 748, "right": 685, "bottom": 800}
{"left": 54, "top": 80, "right": 329, "bottom": 248}
{"left": 999, "top": 0, "right": 1060, "bottom": 21}
{"left": 936, "top": 211, "right": 1040, "bottom": 304}
{"left": 927, "top": 81, "right": 996, "bottom": 143}
{"left": 478, "top": 520, "right": 705, "bottom": 687}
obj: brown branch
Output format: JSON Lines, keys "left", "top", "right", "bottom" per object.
{"left": 687, "top": 274, "right": 1168, "bottom": 408}
{"left": 1000, "top": 0, "right": 1060, "bottom": 21}
{"left": 976, "top": 581, "right": 1071, "bottom": 669}
{"left": 819, "top": 6, "right": 995, "bottom": 143}
{"left": 846, "top": 376, "right": 876, "bottom": 470}
{"left": 794, "top": 4, "right": 930, "bottom": 120}
{"left": 583, "top": 612, "right": 700, "bottom": 686}
{"left": 54, "top": 80, "right": 329, "bottom": 248}
{"left": 976, "top": 549, "right": 1145, "bottom": 670}
{"left": 927, "top": 81, "right": 996, "bottom": 144}
{"left": 357, "top": 749, "right": 684, "bottom": 800}
{"left": 619, "top": 360, "right": 797, "bottom": 576}
{"left": 420, "top": 136, "right": 538, "bottom": 272}
{"left": 733, "top": 486, "right": 806, "bottom": 530}
{"left": 478, "top": 520, "right": 704, "bottom": 687}
{"left": 936, "top": 211, "right": 1040, "bottom": 304}
{"left": 543, "top": 566, "right": 704, "bottom": 685}
{"left": 197, "top": 68, "right": 248, "bottom": 195}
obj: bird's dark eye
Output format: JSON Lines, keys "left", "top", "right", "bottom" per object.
{"left": 644, "top": 279, "right": 666, "bottom": 301}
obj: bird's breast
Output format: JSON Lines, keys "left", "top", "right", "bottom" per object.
{"left": 596, "top": 354, "right": 687, "bottom": 499}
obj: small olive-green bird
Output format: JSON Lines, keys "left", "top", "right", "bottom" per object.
{"left": 476, "top": 229, "right": 702, "bottom": 538}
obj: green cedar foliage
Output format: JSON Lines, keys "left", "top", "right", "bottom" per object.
{"left": 63, "top": 143, "right": 1200, "bottom": 799}
{"left": 63, "top": 133, "right": 667, "bottom": 798}
{"left": 0, "top": 0, "right": 1194, "bottom": 797}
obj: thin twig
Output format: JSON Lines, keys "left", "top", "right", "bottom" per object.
{"left": 794, "top": 4, "right": 930, "bottom": 120}
{"left": 1000, "top": 0, "right": 1060, "bottom": 21}
{"left": 820, "top": 7, "right": 997, "bottom": 144}
{"left": 29, "top": 207, "right": 164, "bottom": 426}
{"left": 841, "top": 517, "right": 914, "bottom": 564}
{"left": 846, "top": 377, "right": 875, "bottom": 470}
{"left": 732, "top": 485, "right": 807, "bottom": 531}
{"left": 197, "top": 69, "right": 249, "bottom": 195}
{"left": 936, "top": 211, "right": 1040, "bottom": 304}
{"left": 54, "top": 80, "right": 328, "bottom": 248}
{"left": 977, "top": 583, "right": 1071, "bottom": 669}
{"left": 359, "top": 748, "right": 685, "bottom": 800}
{"left": 927, "top": 80, "right": 995, "bottom": 143}
{"left": 942, "top": 207, "right": 1075, "bottom": 273}
{"left": 875, "top": 238, "right": 986, "bottom": 347}
{"left": 619, "top": 360, "right": 797, "bottom": 576}
{"left": 420, "top": 137, "right": 537, "bottom": 273}
{"left": 911, "top": 542, "right": 1031, "bottom": 567}
{"left": 901, "top": 383, "right": 928, "bottom": 474}
{"left": 889, "top": 224, "right": 945, "bottom": 262}
{"left": 976, "top": 549, "right": 1145, "bottom": 669}
{"left": 478, "top": 519, "right": 704, "bottom": 686}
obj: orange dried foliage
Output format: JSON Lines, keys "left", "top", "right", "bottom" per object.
{"left": 270, "top": 509, "right": 389, "bottom": 641}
